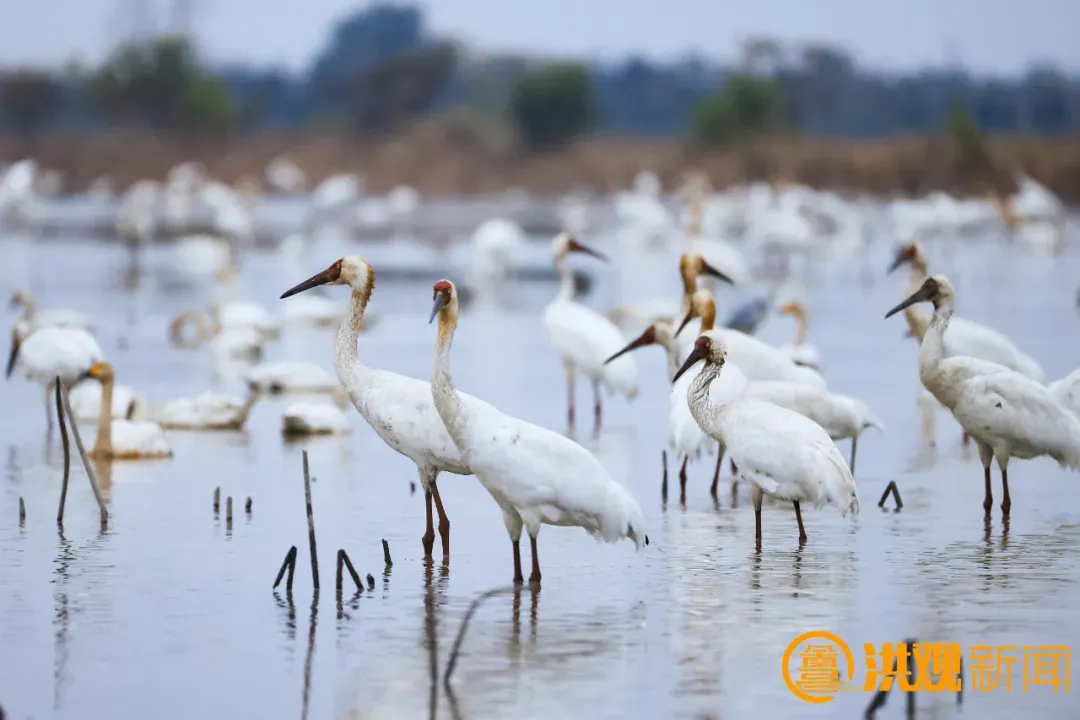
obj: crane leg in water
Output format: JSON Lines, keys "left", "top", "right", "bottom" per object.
{"left": 529, "top": 536, "right": 541, "bottom": 585}
{"left": 431, "top": 480, "right": 450, "bottom": 559}
{"left": 793, "top": 501, "right": 807, "bottom": 546}
{"left": 661, "top": 450, "right": 668, "bottom": 502}
{"left": 849, "top": 436, "right": 858, "bottom": 476}
{"left": 678, "top": 457, "right": 689, "bottom": 505}
{"left": 752, "top": 485, "right": 764, "bottom": 552}
{"left": 512, "top": 539, "right": 523, "bottom": 584}
{"left": 710, "top": 451, "right": 724, "bottom": 497}
{"left": 564, "top": 361, "right": 575, "bottom": 433}
{"left": 978, "top": 442, "right": 993, "bottom": 515}
{"left": 422, "top": 489, "right": 436, "bottom": 558}
{"left": 592, "top": 379, "right": 602, "bottom": 437}
{"left": 1001, "top": 466, "right": 1012, "bottom": 514}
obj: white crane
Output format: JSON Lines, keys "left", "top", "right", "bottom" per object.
{"left": 78, "top": 363, "right": 172, "bottom": 460}
{"left": 279, "top": 256, "right": 475, "bottom": 561}
{"left": 430, "top": 279, "right": 647, "bottom": 584}
{"left": 885, "top": 275, "right": 1080, "bottom": 515}
{"left": 543, "top": 233, "right": 639, "bottom": 436}
{"left": 889, "top": 241, "right": 1046, "bottom": 446}
{"left": 740, "top": 381, "right": 882, "bottom": 475}
{"left": 673, "top": 331, "right": 859, "bottom": 548}
{"left": 7, "top": 324, "right": 103, "bottom": 431}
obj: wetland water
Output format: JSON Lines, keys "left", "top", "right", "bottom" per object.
{"left": 1, "top": 223, "right": 1079, "bottom": 719}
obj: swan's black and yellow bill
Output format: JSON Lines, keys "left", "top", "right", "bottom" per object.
{"left": 604, "top": 325, "right": 657, "bottom": 365}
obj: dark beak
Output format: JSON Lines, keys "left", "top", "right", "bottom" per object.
{"left": 700, "top": 261, "right": 734, "bottom": 285}
{"left": 604, "top": 327, "right": 656, "bottom": 365}
{"left": 429, "top": 293, "right": 449, "bottom": 324}
{"left": 675, "top": 309, "right": 695, "bottom": 337}
{"left": 672, "top": 344, "right": 708, "bottom": 384}
{"left": 5, "top": 330, "right": 20, "bottom": 379}
{"left": 280, "top": 268, "right": 336, "bottom": 299}
{"left": 568, "top": 238, "right": 608, "bottom": 262}
{"left": 885, "top": 285, "right": 934, "bottom": 319}
{"left": 886, "top": 249, "right": 909, "bottom": 275}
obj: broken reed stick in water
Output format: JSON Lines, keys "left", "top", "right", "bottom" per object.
{"left": 302, "top": 451, "right": 320, "bottom": 590}
{"left": 55, "top": 380, "right": 72, "bottom": 524}
{"left": 335, "top": 550, "right": 363, "bottom": 593}
{"left": 443, "top": 587, "right": 517, "bottom": 692}
{"left": 273, "top": 546, "right": 298, "bottom": 591}
{"left": 225, "top": 496, "right": 233, "bottom": 530}
{"left": 213, "top": 487, "right": 221, "bottom": 515}
{"left": 382, "top": 539, "right": 392, "bottom": 568}
{"left": 58, "top": 383, "right": 108, "bottom": 526}
{"left": 245, "top": 496, "right": 252, "bottom": 514}
{"left": 877, "top": 480, "right": 903, "bottom": 510}
{"left": 18, "top": 497, "right": 25, "bottom": 525}
{"left": 366, "top": 574, "right": 374, "bottom": 591}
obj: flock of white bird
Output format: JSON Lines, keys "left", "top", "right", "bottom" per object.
{"left": 3, "top": 155, "right": 1079, "bottom": 586}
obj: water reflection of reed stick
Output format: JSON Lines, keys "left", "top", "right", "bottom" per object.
{"left": 273, "top": 545, "right": 298, "bottom": 592}
{"left": 443, "top": 587, "right": 517, "bottom": 692}
{"left": 55, "top": 382, "right": 71, "bottom": 524}
{"left": 225, "top": 496, "right": 233, "bottom": 531}
{"left": 245, "top": 496, "right": 252, "bottom": 515}
{"left": 302, "top": 451, "right": 320, "bottom": 590}
{"left": 300, "top": 593, "right": 319, "bottom": 720}
{"left": 213, "top": 487, "right": 220, "bottom": 516}
{"left": 58, "top": 381, "right": 107, "bottom": 527}
{"left": 18, "top": 496, "right": 25, "bottom": 526}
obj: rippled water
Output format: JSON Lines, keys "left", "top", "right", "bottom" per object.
{"left": 2, "top": 220, "right": 1079, "bottom": 719}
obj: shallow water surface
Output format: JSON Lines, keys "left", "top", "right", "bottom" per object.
{"left": 1, "top": 225, "right": 1079, "bottom": 719}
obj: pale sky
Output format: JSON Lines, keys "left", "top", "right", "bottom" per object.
{"left": 1, "top": 0, "right": 1078, "bottom": 75}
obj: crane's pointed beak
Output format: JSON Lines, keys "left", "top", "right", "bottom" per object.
{"left": 281, "top": 265, "right": 338, "bottom": 299}
{"left": 885, "top": 284, "right": 934, "bottom": 319}
{"left": 429, "top": 293, "right": 449, "bottom": 324}
{"left": 604, "top": 326, "right": 656, "bottom": 364}
{"left": 675, "top": 309, "right": 696, "bottom": 337}
{"left": 886, "top": 248, "right": 909, "bottom": 275}
{"left": 700, "top": 261, "right": 734, "bottom": 285}
{"left": 672, "top": 344, "right": 708, "bottom": 384}
{"left": 5, "top": 329, "right": 20, "bottom": 379}
{"left": 567, "top": 237, "right": 608, "bottom": 262}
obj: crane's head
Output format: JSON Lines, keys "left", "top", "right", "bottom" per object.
{"left": 778, "top": 300, "right": 807, "bottom": 320}
{"left": 604, "top": 320, "right": 673, "bottom": 365}
{"left": 676, "top": 289, "right": 717, "bottom": 337}
{"left": 429, "top": 279, "right": 459, "bottom": 324}
{"left": 678, "top": 253, "right": 734, "bottom": 289}
{"left": 80, "top": 361, "right": 115, "bottom": 383}
{"left": 551, "top": 232, "right": 607, "bottom": 263}
{"left": 280, "top": 256, "right": 374, "bottom": 301}
{"left": 885, "top": 274, "right": 954, "bottom": 319}
{"left": 672, "top": 330, "right": 726, "bottom": 384}
{"left": 887, "top": 240, "right": 927, "bottom": 274}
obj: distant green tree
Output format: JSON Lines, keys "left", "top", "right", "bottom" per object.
{"left": 510, "top": 64, "right": 596, "bottom": 150}
{"left": 689, "top": 74, "right": 782, "bottom": 147}
{"left": 181, "top": 75, "right": 235, "bottom": 136}
{"left": 0, "top": 69, "right": 60, "bottom": 150}
{"left": 945, "top": 98, "right": 993, "bottom": 181}
{"left": 90, "top": 36, "right": 198, "bottom": 130}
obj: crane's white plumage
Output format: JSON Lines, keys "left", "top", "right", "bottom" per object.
{"left": 1049, "top": 368, "right": 1080, "bottom": 414}
{"left": 8, "top": 325, "right": 103, "bottom": 386}
{"left": 430, "top": 279, "right": 647, "bottom": 582}
{"left": 675, "top": 330, "right": 858, "bottom": 544}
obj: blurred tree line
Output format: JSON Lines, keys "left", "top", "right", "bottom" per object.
{"left": 0, "top": 4, "right": 1077, "bottom": 153}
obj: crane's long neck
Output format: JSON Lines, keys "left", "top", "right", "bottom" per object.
{"left": 335, "top": 289, "right": 372, "bottom": 387}
{"left": 687, "top": 359, "right": 724, "bottom": 434}
{"left": 903, "top": 262, "right": 930, "bottom": 341}
{"left": 431, "top": 310, "right": 469, "bottom": 449}
{"left": 93, "top": 378, "right": 114, "bottom": 457}
{"left": 554, "top": 256, "right": 575, "bottom": 303}
{"left": 17, "top": 297, "right": 34, "bottom": 323}
{"left": 918, "top": 297, "right": 953, "bottom": 403}
{"left": 791, "top": 310, "right": 808, "bottom": 346}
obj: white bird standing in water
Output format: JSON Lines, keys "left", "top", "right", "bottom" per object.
{"left": 279, "top": 256, "right": 475, "bottom": 561}
{"left": 886, "top": 274, "right": 1080, "bottom": 515}
{"left": 430, "top": 279, "right": 648, "bottom": 585}
{"left": 7, "top": 324, "right": 103, "bottom": 430}
{"left": 543, "top": 232, "right": 638, "bottom": 436}
{"left": 673, "top": 331, "right": 858, "bottom": 548}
